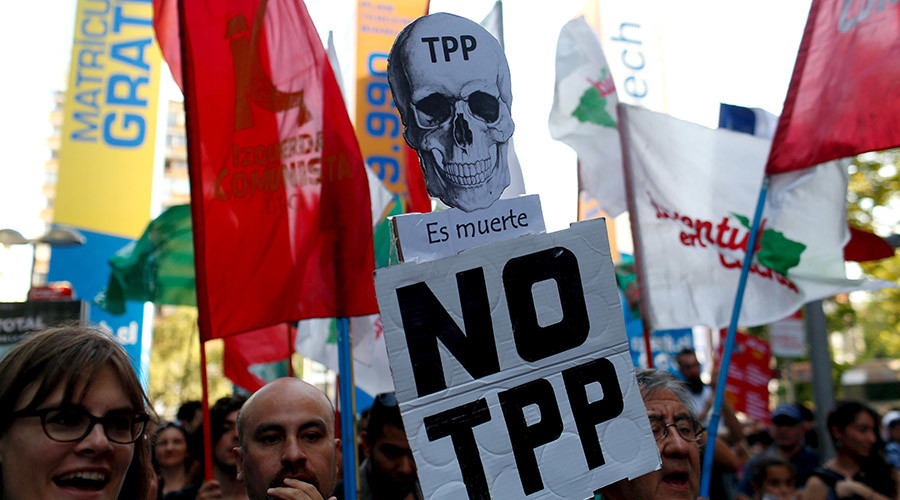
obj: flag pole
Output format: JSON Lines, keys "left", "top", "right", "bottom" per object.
{"left": 616, "top": 104, "right": 654, "bottom": 368}
{"left": 199, "top": 338, "right": 214, "bottom": 481}
{"left": 175, "top": 0, "right": 215, "bottom": 482}
{"left": 337, "top": 317, "right": 358, "bottom": 500}
{"left": 699, "top": 175, "right": 770, "bottom": 498}
{"left": 286, "top": 322, "right": 294, "bottom": 377}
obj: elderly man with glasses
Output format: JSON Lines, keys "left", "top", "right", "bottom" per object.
{"left": 597, "top": 368, "right": 704, "bottom": 500}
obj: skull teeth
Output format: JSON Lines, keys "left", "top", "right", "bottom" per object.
{"left": 432, "top": 145, "right": 498, "bottom": 188}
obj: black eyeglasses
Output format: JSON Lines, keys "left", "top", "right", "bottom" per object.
{"left": 651, "top": 420, "right": 705, "bottom": 443}
{"left": 13, "top": 406, "right": 150, "bottom": 444}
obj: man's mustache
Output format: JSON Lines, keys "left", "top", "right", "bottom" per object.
{"left": 268, "top": 468, "right": 320, "bottom": 494}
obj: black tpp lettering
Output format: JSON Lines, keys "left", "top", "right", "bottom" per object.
{"left": 498, "top": 379, "right": 564, "bottom": 495}
{"left": 562, "top": 358, "right": 624, "bottom": 469}
{"left": 440, "top": 36, "right": 458, "bottom": 61}
{"left": 460, "top": 34, "right": 476, "bottom": 60}
{"left": 424, "top": 399, "right": 492, "bottom": 500}
{"left": 395, "top": 268, "right": 501, "bottom": 397}
{"left": 421, "top": 36, "right": 440, "bottom": 62}
{"left": 420, "top": 35, "right": 477, "bottom": 63}
{"left": 502, "top": 247, "right": 590, "bottom": 362}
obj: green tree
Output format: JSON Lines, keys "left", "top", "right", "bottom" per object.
{"left": 826, "top": 149, "right": 900, "bottom": 362}
{"left": 148, "top": 306, "right": 232, "bottom": 419}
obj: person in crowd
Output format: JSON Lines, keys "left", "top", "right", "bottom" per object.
{"left": 803, "top": 401, "right": 899, "bottom": 500}
{"left": 178, "top": 401, "right": 204, "bottom": 436}
{"left": 737, "top": 404, "right": 820, "bottom": 500}
{"left": 357, "top": 408, "right": 371, "bottom": 463}
{"left": 165, "top": 396, "right": 248, "bottom": 500}
{"left": 598, "top": 368, "right": 703, "bottom": 500}
{"left": 235, "top": 378, "right": 340, "bottom": 500}
{"left": 799, "top": 405, "right": 820, "bottom": 453}
{"left": 154, "top": 422, "right": 199, "bottom": 497}
{"left": 749, "top": 456, "right": 799, "bottom": 500}
{"left": 335, "top": 392, "right": 423, "bottom": 500}
{"left": 677, "top": 348, "right": 714, "bottom": 419}
{"left": 881, "top": 410, "right": 900, "bottom": 470}
{"left": 193, "top": 396, "right": 249, "bottom": 500}
{"left": 0, "top": 325, "right": 154, "bottom": 499}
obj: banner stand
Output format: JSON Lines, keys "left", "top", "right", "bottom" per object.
{"left": 699, "top": 176, "right": 769, "bottom": 498}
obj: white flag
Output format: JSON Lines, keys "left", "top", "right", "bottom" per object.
{"left": 549, "top": 17, "right": 625, "bottom": 216}
{"left": 621, "top": 104, "right": 895, "bottom": 329}
{"left": 480, "top": 0, "right": 526, "bottom": 199}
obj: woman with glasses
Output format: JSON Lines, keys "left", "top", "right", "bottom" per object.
{"left": 0, "top": 325, "right": 154, "bottom": 499}
{"left": 803, "top": 401, "right": 899, "bottom": 500}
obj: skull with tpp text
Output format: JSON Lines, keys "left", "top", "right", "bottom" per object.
{"left": 388, "top": 13, "right": 515, "bottom": 212}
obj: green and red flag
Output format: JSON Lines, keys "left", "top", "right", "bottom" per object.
{"left": 549, "top": 16, "right": 625, "bottom": 217}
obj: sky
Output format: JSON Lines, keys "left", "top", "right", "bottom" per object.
{"left": 0, "top": 0, "right": 812, "bottom": 298}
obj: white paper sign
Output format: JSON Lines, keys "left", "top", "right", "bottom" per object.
{"left": 769, "top": 315, "right": 806, "bottom": 358}
{"left": 392, "top": 195, "right": 545, "bottom": 262}
{"left": 374, "top": 219, "right": 660, "bottom": 500}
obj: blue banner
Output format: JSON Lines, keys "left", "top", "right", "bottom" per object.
{"left": 47, "top": 227, "right": 152, "bottom": 388}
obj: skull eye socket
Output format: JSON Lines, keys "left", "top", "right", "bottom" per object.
{"left": 467, "top": 91, "right": 499, "bottom": 123}
{"left": 414, "top": 93, "right": 453, "bottom": 128}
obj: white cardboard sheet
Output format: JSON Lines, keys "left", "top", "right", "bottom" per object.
{"left": 374, "top": 218, "right": 660, "bottom": 500}
{"left": 392, "top": 195, "right": 544, "bottom": 262}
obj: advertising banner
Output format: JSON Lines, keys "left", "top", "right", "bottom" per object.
{"left": 55, "top": 0, "right": 163, "bottom": 239}
{"left": 717, "top": 329, "right": 772, "bottom": 423}
{"left": 0, "top": 300, "right": 87, "bottom": 359}
{"left": 375, "top": 219, "right": 659, "bottom": 500}
{"left": 356, "top": 0, "right": 430, "bottom": 213}
{"left": 48, "top": 230, "right": 152, "bottom": 387}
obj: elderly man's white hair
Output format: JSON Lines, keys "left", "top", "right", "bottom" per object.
{"left": 634, "top": 368, "right": 698, "bottom": 423}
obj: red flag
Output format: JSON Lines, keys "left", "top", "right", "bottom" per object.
{"left": 766, "top": 0, "right": 900, "bottom": 174}
{"left": 845, "top": 226, "right": 895, "bottom": 262}
{"left": 223, "top": 323, "right": 296, "bottom": 392}
{"left": 175, "top": 0, "right": 378, "bottom": 340}
{"left": 153, "top": 0, "right": 181, "bottom": 89}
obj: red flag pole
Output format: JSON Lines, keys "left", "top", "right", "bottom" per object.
{"left": 176, "top": 0, "right": 213, "bottom": 481}
{"left": 199, "top": 339, "right": 214, "bottom": 481}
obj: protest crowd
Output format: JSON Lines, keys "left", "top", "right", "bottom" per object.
{"left": 3, "top": 0, "right": 900, "bottom": 499}
{"left": 4, "top": 326, "right": 900, "bottom": 500}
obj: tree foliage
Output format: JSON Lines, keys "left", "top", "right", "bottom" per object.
{"left": 826, "top": 149, "right": 900, "bottom": 362}
{"left": 148, "top": 306, "right": 232, "bottom": 419}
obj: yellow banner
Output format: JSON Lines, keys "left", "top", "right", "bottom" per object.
{"left": 355, "top": 0, "right": 427, "bottom": 206}
{"left": 55, "top": 0, "right": 163, "bottom": 239}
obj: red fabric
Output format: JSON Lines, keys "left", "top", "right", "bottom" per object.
{"left": 766, "top": 0, "right": 900, "bottom": 174}
{"left": 223, "top": 323, "right": 296, "bottom": 392}
{"left": 152, "top": 0, "right": 182, "bottom": 89}
{"left": 845, "top": 226, "right": 895, "bottom": 262}
{"left": 403, "top": 144, "right": 431, "bottom": 213}
{"left": 176, "top": 0, "right": 378, "bottom": 340}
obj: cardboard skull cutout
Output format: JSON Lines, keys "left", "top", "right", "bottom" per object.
{"left": 389, "top": 13, "right": 514, "bottom": 212}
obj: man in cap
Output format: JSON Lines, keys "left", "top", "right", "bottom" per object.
{"left": 235, "top": 378, "right": 340, "bottom": 500}
{"left": 735, "top": 403, "right": 820, "bottom": 500}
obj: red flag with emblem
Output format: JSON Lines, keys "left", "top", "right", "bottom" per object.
{"left": 169, "top": 0, "right": 377, "bottom": 340}
{"left": 766, "top": 0, "right": 900, "bottom": 174}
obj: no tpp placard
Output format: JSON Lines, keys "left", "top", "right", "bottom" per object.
{"left": 374, "top": 218, "right": 660, "bottom": 500}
